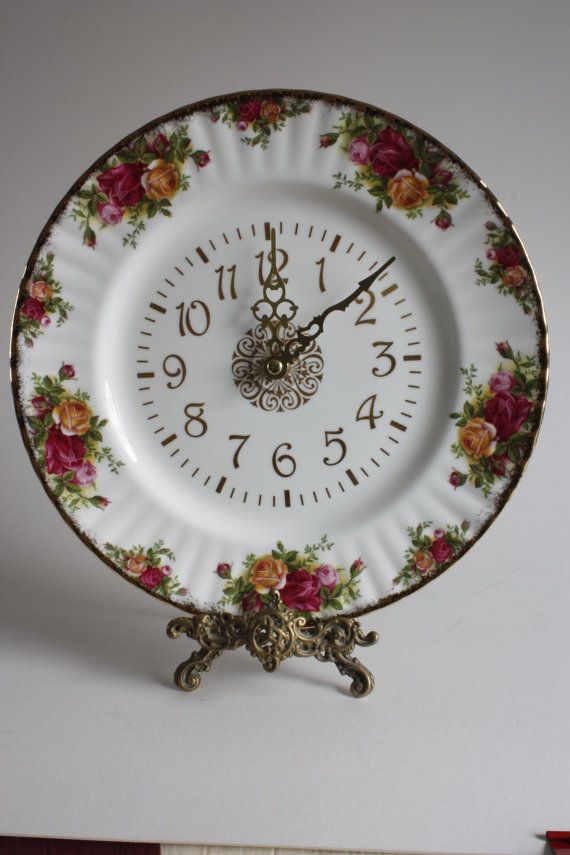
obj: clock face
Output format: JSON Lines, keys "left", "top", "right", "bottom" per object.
{"left": 12, "top": 91, "right": 547, "bottom": 616}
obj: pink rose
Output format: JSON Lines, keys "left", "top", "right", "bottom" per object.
{"left": 432, "top": 166, "right": 453, "bottom": 185}
{"left": 236, "top": 120, "right": 248, "bottom": 131}
{"left": 489, "top": 371, "right": 516, "bottom": 393}
{"left": 369, "top": 127, "right": 417, "bottom": 178}
{"left": 315, "top": 564, "right": 339, "bottom": 591}
{"left": 97, "top": 161, "right": 144, "bottom": 208}
{"left": 71, "top": 460, "right": 97, "bottom": 487}
{"left": 31, "top": 395, "right": 52, "bottom": 418}
{"left": 97, "top": 201, "right": 124, "bottom": 225}
{"left": 495, "top": 246, "right": 520, "bottom": 268}
{"left": 21, "top": 297, "right": 46, "bottom": 320}
{"left": 215, "top": 562, "right": 232, "bottom": 579}
{"left": 434, "top": 212, "right": 452, "bottom": 230}
{"left": 484, "top": 391, "right": 532, "bottom": 439}
{"left": 44, "top": 428, "right": 86, "bottom": 476}
{"left": 239, "top": 99, "right": 261, "bottom": 123}
{"left": 348, "top": 137, "right": 370, "bottom": 164}
{"left": 40, "top": 315, "right": 51, "bottom": 327}
{"left": 242, "top": 591, "right": 264, "bottom": 613}
{"left": 429, "top": 538, "right": 453, "bottom": 563}
{"left": 161, "top": 565, "right": 173, "bottom": 577}
{"left": 146, "top": 132, "right": 170, "bottom": 157}
{"left": 139, "top": 566, "right": 165, "bottom": 590}
{"left": 486, "top": 248, "right": 497, "bottom": 260}
{"left": 281, "top": 569, "right": 322, "bottom": 612}
{"left": 433, "top": 528, "right": 445, "bottom": 539}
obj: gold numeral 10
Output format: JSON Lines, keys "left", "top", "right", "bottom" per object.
{"left": 176, "top": 300, "right": 211, "bottom": 336}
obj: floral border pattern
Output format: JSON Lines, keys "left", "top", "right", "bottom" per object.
{"left": 393, "top": 521, "right": 470, "bottom": 588}
{"left": 17, "top": 252, "right": 73, "bottom": 347}
{"left": 27, "top": 364, "right": 123, "bottom": 510}
{"left": 449, "top": 342, "right": 540, "bottom": 496}
{"left": 216, "top": 535, "right": 365, "bottom": 615}
{"left": 104, "top": 540, "right": 187, "bottom": 598}
{"left": 475, "top": 221, "right": 536, "bottom": 314}
{"left": 320, "top": 111, "right": 469, "bottom": 228}
{"left": 210, "top": 96, "right": 311, "bottom": 149}
{"left": 71, "top": 125, "right": 210, "bottom": 249}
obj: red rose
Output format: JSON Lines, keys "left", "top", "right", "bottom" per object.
{"left": 97, "top": 161, "right": 144, "bottom": 208}
{"left": 484, "top": 391, "right": 532, "bottom": 439}
{"left": 21, "top": 297, "right": 46, "bottom": 320}
{"left": 495, "top": 246, "right": 520, "bottom": 268}
{"left": 44, "top": 428, "right": 86, "bottom": 476}
{"left": 242, "top": 591, "right": 264, "bottom": 613}
{"left": 429, "top": 538, "right": 453, "bottom": 563}
{"left": 369, "top": 127, "right": 418, "bottom": 178}
{"left": 139, "top": 566, "right": 165, "bottom": 590}
{"left": 239, "top": 99, "right": 261, "bottom": 123}
{"left": 280, "top": 569, "right": 322, "bottom": 612}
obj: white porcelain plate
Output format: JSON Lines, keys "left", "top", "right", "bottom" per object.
{"left": 11, "top": 90, "right": 548, "bottom": 617}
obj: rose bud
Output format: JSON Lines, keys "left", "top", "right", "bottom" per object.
{"left": 350, "top": 557, "right": 365, "bottom": 575}
{"left": 485, "top": 221, "right": 497, "bottom": 230}
{"left": 486, "top": 248, "right": 497, "bottom": 260}
{"left": 496, "top": 341, "right": 512, "bottom": 358}
{"left": 319, "top": 133, "right": 338, "bottom": 148}
{"left": 93, "top": 496, "right": 110, "bottom": 509}
{"left": 40, "top": 314, "right": 51, "bottom": 327}
{"left": 215, "top": 562, "right": 232, "bottom": 579}
{"left": 61, "top": 364, "right": 75, "bottom": 378}
{"left": 83, "top": 227, "right": 96, "bottom": 249}
{"left": 449, "top": 469, "right": 467, "bottom": 488}
{"left": 192, "top": 150, "right": 210, "bottom": 168}
{"left": 433, "top": 528, "right": 446, "bottom": 539}
{"left": 236, "top": 120, "right": 248, "bottom": 131}
{"left": 461, "top": 520, "right": 470, "bottom": 532}
{"left": 434, "top": 212, "right": 452, "bottom": 230}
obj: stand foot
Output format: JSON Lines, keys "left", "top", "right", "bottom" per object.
{"left": 167, "top": 598, "right": 379, "bottom": 697}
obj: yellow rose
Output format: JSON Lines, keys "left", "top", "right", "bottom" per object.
{"left": 458, "top": 417, "right": 497, "bottom": 460}
{"left": 387, "top": 169, "right": 429, "bottom": 209}
{"left": 502, "top": 265, "right": 527, "bottom": 288}
{"left": 260, "top": 100, "right": 281, "bottom": 124}
{"left": 414, "top": 551, "right": 435, "bottom": 574}
{"left": 29, "top": 280, "right": 53, "bottom": 301}
{"left": 52, "top": 398, "right": 93, "bottom": 436}
{"left": 250, "top": 555, "right": 287, "bottom": 593}
{"left": 125, "top": 554, "right": 147, "bottom": 577}
{"left": 142, "top": 159, "right": 179, "bottom": 201}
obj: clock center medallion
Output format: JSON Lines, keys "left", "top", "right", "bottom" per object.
{"left": 231, "top": 322, "right": 324, "bottom": 412}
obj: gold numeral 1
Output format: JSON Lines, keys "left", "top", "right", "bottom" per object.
{"left": 315, "top": 257, "right": 326, "bottom": 292}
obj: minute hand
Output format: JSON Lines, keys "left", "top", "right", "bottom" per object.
{"left": 282, "top": 255, "right": 396, "bottom": 363}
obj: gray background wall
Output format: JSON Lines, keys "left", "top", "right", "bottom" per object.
{"left": 1, "top": 3, "right": 568, "bottom": 854}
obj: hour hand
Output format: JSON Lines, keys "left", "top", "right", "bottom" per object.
{"left": 282, "top": 255, "right": 396, "bottom": 363}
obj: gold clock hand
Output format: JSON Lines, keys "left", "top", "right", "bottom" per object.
{"left": 271, "top": 255, "right": 396, "bottom": 373}
{"left": 250, "top": 227, "right": 298, "bottom": 364}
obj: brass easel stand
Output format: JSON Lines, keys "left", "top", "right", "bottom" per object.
{"left": 167, "top": 594, "right": 379, "bottom": 698}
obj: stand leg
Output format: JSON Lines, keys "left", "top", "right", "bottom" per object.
{"left": 173, "top": 647, "right": 223, "bottom": 692}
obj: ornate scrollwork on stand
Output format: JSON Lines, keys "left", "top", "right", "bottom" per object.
{"left": 231, "top": 323, "right": 324, "bottom": 412}
{"left": 167, "top": 596, "right": 379, "bottom": 697}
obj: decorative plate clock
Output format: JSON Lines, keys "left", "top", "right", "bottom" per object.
{"left": 11, "top": 90, "right": 548, "bottom": 697}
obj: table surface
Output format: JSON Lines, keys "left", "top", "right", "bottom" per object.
{"left": 1, "top": 2, "right": 568, "bottom": 855}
